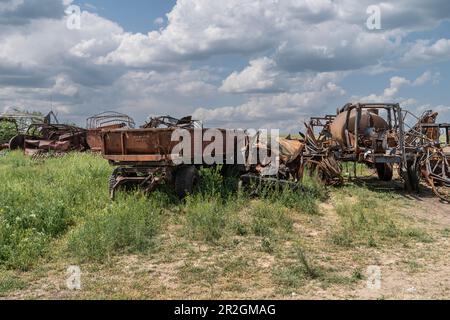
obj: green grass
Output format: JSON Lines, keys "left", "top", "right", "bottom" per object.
{"left": 0, "top": 152, "right": 167, "bottom": 268}
{"left": 0, "top": 151, "right": 433, "bottom": 300}
{"left": 250, "top": 202, "right": 293, "bottom": 237}
{"left": 0, "top": 152, "right": 326, "bottom": 270}
{"left": 329, "top": 185, "right": 432, "bottom": 248}
{"left": 0, "top": 152, "right": 112, "bottom": 270}
{"left": 184, "top": 195, "right": 228, "bottom": 243}
{"left": 0, "top": 271, "right": 27, "bottom": 296}
{"left": 275, "top": 248, "right": 325, "bottom": 288}
{"left": 67, "top": 194, "right": 162, "bottom": 263}
{"left": 275, "top": 247, "right": 362, "bottom": 290}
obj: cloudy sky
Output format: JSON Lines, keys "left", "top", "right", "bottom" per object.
{"left": 0, "top": 0, "right": 449, "bottom": 131}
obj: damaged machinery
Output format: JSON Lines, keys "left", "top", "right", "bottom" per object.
{"left": 86, "top": 111, "right": 136, "bottom": 152}
{"left": 403, "top": 110, "right": 450, "bottom": 201}
{"left": 102, "top": 114, "right": 313, "bottom": 199}
{"left": 302, "top": 115, "right": 343, "bottom": 186}
{"left": 101, "top": 115, "right": 243, "bottom": 199}
{"left": 300, "top": 103, "right": 450, "bottom": 202}
{"left": 0, "top": 111, "right": 51, "bottom": 150}
{"left": 24, "top": 122, "right": 89, "bottom": 156}
{"left": 141, "top": 115, "right": 200, "bottom": 129}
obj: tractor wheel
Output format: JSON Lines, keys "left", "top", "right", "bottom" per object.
{"left": 175, "top": 166, "right": 199, "bottom": 198}
{"left": 376, "top": 163, "right": 393, "bottom": 182}
{"left": 407, "top": 161, "right": 420, "bottom": 193}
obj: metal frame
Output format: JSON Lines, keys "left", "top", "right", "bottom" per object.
{"left": 86, "top": 111, "right": 135, "bottom": 129}
{"left": 337, "top": 103, "right": 407, "bottom": 167}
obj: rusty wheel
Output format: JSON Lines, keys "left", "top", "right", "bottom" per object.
{"left": 421, "top": 148, "right": 450, "bottom": 202}
{"left": 109, "top": 170, "right": 120, "bottom": 200}
{"left": 8, "top": 135, "right": 25, "bottom": 150}
{"left": 175, "top": 166, "right": 199, "bottom": 198}
{"left": 376, "top": 163, "right": 393, "bottom": 182}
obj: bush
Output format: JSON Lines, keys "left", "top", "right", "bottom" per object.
{"left": 184, "top": 195, "right": 227, "bottom": 243}
{"left": 0, "top": 121, "right": 17, "bottom": 144}
{"left": 250, "top": 201, "right": 293, "bottom": 237}
{"left": 0, "top": 152, "right": 111, "bottom": 269}
{"left": 257, "top": 184, "right": 321, "bottom": 215}
{"left": 68, "top": 194, "right": 161, "bottom": 263}
{"left": 0, "top": 227, "right": 48, "bottom": 271}
{"left": 198, "top": 166, "right": 224, "bottom": 198}
{"left": 0, "top": 271, "right": 27, "bottom": 295}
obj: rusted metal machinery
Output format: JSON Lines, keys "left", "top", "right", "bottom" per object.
{"left": 315, "top": 103, "right": 417, "bottom": 189}
{"left": 24, "top": 123, "right": 89, "bottom": 156}
{"left": 329, "top": 103, "right": 409, "bottom": 184}
{"left": 402, "top": 110, "right": 450, "bottom": 201}
{"left": 239, "top": 131, "right": 307, "bottom": 190}
{"left": 102, "top": 116, "right": 247, "bottom": 199}
{"left": 0, "top": 111, "right": 52, "bottom": 150}
{"left": 302, "top": 115, "right": 343, "bottom": 186}
{"left": 103, "top": 120, "right": 312, "bottom": 199}
{"left": 87, "top": 111, "right": 136, "bottom": 130}
{"left": 141, "top": 115, "right": 200, "bottom": 129}
{"left": 86, "top": 111, "right": 135, "bottom": 152}
{"left": 301, "top": 102, "right": 449, "bottom": 202}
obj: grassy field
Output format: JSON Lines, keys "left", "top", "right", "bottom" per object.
{"left": 0, "top": 151, "right": 449, "bottom": 299}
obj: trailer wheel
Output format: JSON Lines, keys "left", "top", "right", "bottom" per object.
{"left": 175, "top": 166, "right": 199, "bottom": 198}
{"left": 221, "top": 164, "right": 243, "bottom": 178}
{"left": 376, "top": 163, "right": 393, "bottom": 181}
{"left": 109, "top": 171, "right": 119, "bottom": 200}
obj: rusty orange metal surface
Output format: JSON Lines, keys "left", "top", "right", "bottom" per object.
{"left": 87, "top": 123, "right": 126, "bottom": 152}
{"left": 102, "top": 128, "right": 243, "bottom": 164}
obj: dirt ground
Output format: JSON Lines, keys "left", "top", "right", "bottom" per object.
{"left": 355, "top": 194, "right": 450, "bottom": 299}
{"left": 3, "top": 179, "right": 450, "bottom": 300}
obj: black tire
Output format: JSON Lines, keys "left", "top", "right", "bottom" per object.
{"left": 109, "top": 171, "right": 119, "bottom": 200}
{"left": 175, "top": 166, "right": 199, "bottom": 198}
{"left": 376, "top": 163, "right": 393, "bottom": 182}
{"left": 407, "top": 161, "right": 420, "bottom": 193}
{"left": 221, "top": 165, "right": 244, "bottom": 178}
{"left": 8, "top": 135, "right": 24, "bottom": 150}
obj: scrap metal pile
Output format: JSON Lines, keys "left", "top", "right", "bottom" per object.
{"left": 1, "top": 105, "right": 448, "bottom": 202}
{"left": 24, "top": 122, "right": 89, "bottom": 156}
{"left": 141, "top": 115, "right": 200, "bottom": 129}
{"left": 1, "top": 110, "right": 138, "bottom": 156}
{"left": 0, "top": 110, "right": 91, "bottom": 156}
{"left": 297, "top": 103, "right": 450, "bottom": 202}
{"left": 0, "top": 111, "right": 48, "bottom": 151}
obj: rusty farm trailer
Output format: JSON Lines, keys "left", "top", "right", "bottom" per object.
{"left": 101, "top": 121, "right": 247, "bottom": 199}
{"left": 86, "top": 111, "right": 136, "bottom": 152}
